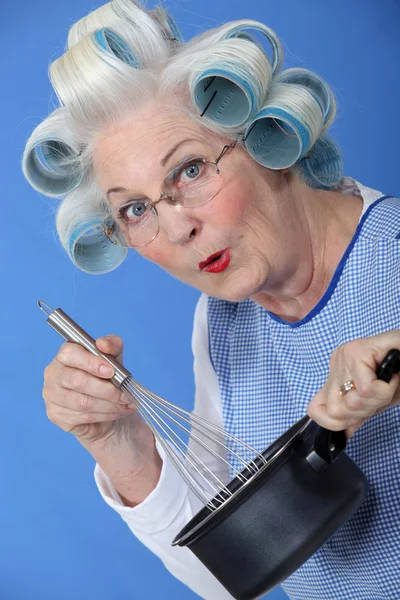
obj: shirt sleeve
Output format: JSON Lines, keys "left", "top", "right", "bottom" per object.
{"left": 94, "top": 293, "right": 234, "bottom": 600}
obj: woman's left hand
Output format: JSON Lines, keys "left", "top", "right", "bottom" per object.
{"left": 307, "top": 331, "right": 400, "bottom": 438}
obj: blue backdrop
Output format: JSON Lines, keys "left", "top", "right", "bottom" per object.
{"left": 2, "top": 1, "right": 399, "bottom": 599}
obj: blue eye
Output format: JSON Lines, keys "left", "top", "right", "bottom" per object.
{"left": 123, "top": 201, "right": 148, "bottom": 220}
{"left": 118, "top": 200, "right": 148, "bottom": 221}
{"left": 184, "top": 164, "right": 200, "bottom": 179}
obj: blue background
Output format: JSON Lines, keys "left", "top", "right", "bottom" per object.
{"left": 2, "top": 0, "right": 399, "bottom": 599}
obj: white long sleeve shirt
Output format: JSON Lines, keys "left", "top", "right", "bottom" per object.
{"left": 94, "top": 177, "right": 384, "bottom": 600}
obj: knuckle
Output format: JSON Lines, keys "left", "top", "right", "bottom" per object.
{"left": 327, "top": 403, "right": 344, "bottom": 420}
{"left": 58, "top": 343, "right": 73, "bottom": 361}
{"left": 118, "top": 390, "right": 129, "bottom": 404}
{"left": 42, "top": 382, "right": 56, "bottom": 404}
{"left": 307, "top": 404, "right": 317, "bottom": 420}
{"left": 89, "top": 357, "right": 100, "bottom": 374}
{"left": 46, "top": 406, "right": 57, "bottom": 424}
{"left": 42, "top": 387, "right": 50, "bottom": 404}
{"left": 81, "top": 412, "right": 95, "bottom": 423}
{"left": 70, "top": 370, "right": 85, "bottom": 390}
{"left": 357, "top": 382, "right": 372, "bottom": 397}
{"left": 105, "top": 383, "right": 121, "bottom": 403}
{"left": 346, "top": 396, "right": 364, "bottom": 411}
{"left": 76, "top": 393, "right": 91, "bottom": 412}
{"left": 44, "top": 361, "right": 58, "bottom": 383}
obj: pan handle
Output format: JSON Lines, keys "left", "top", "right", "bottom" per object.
{"left": 308, "top": 348, "right": 400, "bottom": 470}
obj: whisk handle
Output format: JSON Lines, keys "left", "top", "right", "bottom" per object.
{"left": 38, "top": 301, "right": 132, "bottom": 388}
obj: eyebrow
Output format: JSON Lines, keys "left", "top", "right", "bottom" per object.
{"left": 160, "top": 138, "right": 196, "bottom": 167}
{"left": 106, "top": 138, "right": 198, "bottom": 199}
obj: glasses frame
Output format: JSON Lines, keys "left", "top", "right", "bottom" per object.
{"left": 104, "top": 138, "right": 239, "bottom": 248}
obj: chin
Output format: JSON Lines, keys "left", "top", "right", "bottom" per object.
{"left": 209, "top": 273, "right": 262, "bottom": 303}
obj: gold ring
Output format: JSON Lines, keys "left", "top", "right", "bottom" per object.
{"left": 339, "top": 380, "right": 357, "bottom": 396}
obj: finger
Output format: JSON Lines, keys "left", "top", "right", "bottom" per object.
{"left": 343, "top": 376, "right": 399, "bottom": 411}
{"left": 323, "top": 370, "right": 399, "bottom": 420}
{"left": 51, "top": 387, "right": 136, "bottom": 415}
{"left": 323, "top": 391, "right": 377, "bottom": 421}
{"left": 332, "top": 372, "right": 400, "bottom": 419}
{"left": 348, "top": 335, "right": 400, "bottom": 374}
{"left": 47, "top": 403, "right": 129, "bottom": 430}
{"left": 307, "top": 398, "right": 368, "bottom": 431}
{"left": 56, "top": 342, "right": 116, "bottom": 379}
{"left": 57, "top": 369, "right": 129, "bottom": 405}
{"left": 307, "top": 406, "right": 348, "bottom": 431}
{"left": 96, "top": 335, "right": 124, "bottom": 360}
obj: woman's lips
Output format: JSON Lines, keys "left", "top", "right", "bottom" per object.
{"left": 199, "top": 249, "right": 231, "bottom": 273}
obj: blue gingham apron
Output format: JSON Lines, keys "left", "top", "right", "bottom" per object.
{"left": 208, "top": 195, "right": 400, "bottom": 600}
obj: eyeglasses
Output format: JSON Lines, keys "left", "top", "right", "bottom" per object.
{"left": 103, "top": 139, "right": 238, "bottom": 248}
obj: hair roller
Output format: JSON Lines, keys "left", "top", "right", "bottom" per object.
{"left": 165, "top": 13, "right": 184, "bottom": 43}
{"left": 190, "top": 43, "right": 271, "bottom": 128}
{"left": 67, "top": 0, "right": 170, "bottom": 65}
{"left": 55, "top": 179, "right": 128, "bottom": 274}
{"left": 22, "top": 109, "right": 83, "bottom": 197}
{"left": 50, "top": 27, "right": 145, "bottom": 125}
{"left": 275, "top": 68, "right": 336, "bottom": 133}
{"left": 188, "top": 20, "right": 282, "bottom": 128}
{"left": 222, "top": 20, "right": 283, "bottom": 76}
{"left": 65, "top": 214, "right": 127, "bottom": 274}
{"left": 149, "top": 5, "right": 184, "bottom": 43}
{"left": 93, "top": 27, "right": 140, "bottom": 67}
{"left": 298, "top": 135, "right": 343, "bottom": 189}
{"left": 243, "top": 83, "right": 325, "bottom": 169}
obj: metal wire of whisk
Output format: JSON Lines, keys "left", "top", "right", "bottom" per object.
{"left": 38, "top": 301, "right": 268, "bottom": 512}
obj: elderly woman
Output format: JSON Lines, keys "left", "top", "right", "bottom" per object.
{"left": 23, "top": 1, "right": 400, "bottom": 599}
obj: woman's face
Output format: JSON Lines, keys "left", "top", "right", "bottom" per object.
{"left": 93, "top": 102, "right": 301, "bottom": 303}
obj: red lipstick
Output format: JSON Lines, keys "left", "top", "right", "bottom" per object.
{"left": 199, "top": 249, "right": 231, "bottom": 273}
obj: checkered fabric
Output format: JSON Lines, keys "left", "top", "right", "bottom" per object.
{"left": 207, "top": 195, "right": 400, "bottom": 600}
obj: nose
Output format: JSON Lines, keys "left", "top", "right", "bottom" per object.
{"left": 156, "top": 202, "right": 200, "bottom": 244}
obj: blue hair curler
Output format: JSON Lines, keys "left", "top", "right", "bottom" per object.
{"left": 225, "top": 21, "right": 282, "bottom": 77}
{"left": 299, "top": 135, "right": 344, "bottom": 189}
{"left": 93, "top": 28, "right": 140, "bottom": 68}
{"left": 193, "top": 69, "right": 258, "bottom": 127}
{"left": 68, "top": 217, "right": 128, "bottom": 274}
{"left": 275, "top": 68, "right": 335, "bottom": 128}
{"left": 192, "top": 20, "right": 281, "bottom": 128}
{"left": 24, "top": 137, "right": 82, "bottom": 197}
{"left": 244, "top": 107, "right": 310, "bottom": 169}
{"left": 166, "top": 13, "right": 184, "bottom": 43}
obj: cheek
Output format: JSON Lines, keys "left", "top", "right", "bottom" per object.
{"left": 136, "top": 243, "right": 174, "bottom": 269}
{"left": 207, "top": 183, "right": 251, "bottom": 229}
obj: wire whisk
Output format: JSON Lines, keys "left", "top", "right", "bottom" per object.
{"left": 38, "top": 301, "right": 268, "bottom": 512}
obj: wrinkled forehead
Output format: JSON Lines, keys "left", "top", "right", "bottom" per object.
{"left": 92, "top": 103, "right": 223, "bottom": 187}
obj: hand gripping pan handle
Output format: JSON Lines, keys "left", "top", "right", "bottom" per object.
{"left": 38, "top": 300, "right": 132, "bottom": 389}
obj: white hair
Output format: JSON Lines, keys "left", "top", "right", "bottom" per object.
{"left": 22, "top": 0, "right": 342, "bottom": 273}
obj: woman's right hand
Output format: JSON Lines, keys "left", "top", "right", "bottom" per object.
{"left": 43, "top": 335, "right": 137, "bottom": 445}
{"left": 43, "top": 335, "right": 163, "bottom": 506}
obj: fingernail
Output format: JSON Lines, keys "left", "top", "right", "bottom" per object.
{"left": 99, "top": 364, "right": 113, "bottom": 376}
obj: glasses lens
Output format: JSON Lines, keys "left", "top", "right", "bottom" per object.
{"left": 164, "top": 160, "right": 222, "bottom": 207}
{"left": 102, "top": 200, "right": 159, "bottom": 248}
